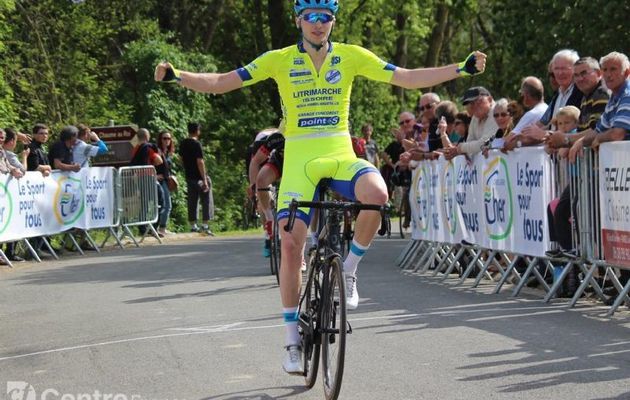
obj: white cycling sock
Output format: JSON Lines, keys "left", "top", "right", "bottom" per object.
{"left": 343, "top": 240, "right": 369, "bottom": 276}
{"left": 283, "top": 307, "right": 300, "bottom": 346}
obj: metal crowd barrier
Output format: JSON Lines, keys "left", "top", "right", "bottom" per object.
{"left": 114, "top": 166, "right": 161, "bottom": 247}
{"left": 397, "top": 147, "right": 630, "bottom": 317}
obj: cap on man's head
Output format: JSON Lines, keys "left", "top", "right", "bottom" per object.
{"left": 462, "top": 86, "right": 491, "bottom": 105}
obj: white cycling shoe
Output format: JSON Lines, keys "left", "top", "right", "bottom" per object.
{"left": 282, "top": 345, "right": 304, "bottom": 375}
{"left": 345, "top": 274, "right": 359, "bottom": 310}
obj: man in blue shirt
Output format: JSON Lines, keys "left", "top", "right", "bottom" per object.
{"left": 570, "top": 51, "right": 630, "bottom": 157}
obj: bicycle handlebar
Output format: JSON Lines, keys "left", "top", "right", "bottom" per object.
{"left": 283, "top": 199, "right": 390, "bottom": 233}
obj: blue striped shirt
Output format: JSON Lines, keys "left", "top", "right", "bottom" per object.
{"left": 596, "top": 79, "right": 630, "bottom": 139}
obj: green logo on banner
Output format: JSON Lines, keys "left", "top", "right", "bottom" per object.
{"left": 483, "top": 157, "right": 513, "bottom": 240}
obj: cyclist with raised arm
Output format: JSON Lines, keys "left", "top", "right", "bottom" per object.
{"left": 155, "top": 0, "right": 486, "bottom": 375}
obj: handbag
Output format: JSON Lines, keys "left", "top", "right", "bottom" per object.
{"left": 167, "top": 175, "right": 179, "bottom": 192}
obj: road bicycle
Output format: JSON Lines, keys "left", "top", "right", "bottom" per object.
{"left": 284, "top": 183, "right": 388, "bottom": 400}
{"left": 241, "top": 194, "right": 260, "bottom": 230}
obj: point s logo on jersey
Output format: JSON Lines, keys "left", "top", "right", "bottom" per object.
{"left": 412, "top": 164, "right": 430, "bottom": 233}
{"left": 325, "top": 69, "right": 341, "bottom": 84}
{"left": 54, "top": 175, "right": 85, "bottom": 225}
{"left": 298, "top": 116, "right": 340, "bottom": 128}
{"left": 442, "top": 161, "right": 457, "bottom": 235}
{"left": 0, "top": 179, "right": 13, "bottom": 235}
{"left": 330, "top": 56, "right": 341, "bottom": 66}
{"left": 483, "top": 157, "right": 513, "bottom": 240}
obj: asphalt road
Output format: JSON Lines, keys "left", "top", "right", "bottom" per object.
{"left": 1, "top": 233, "right": 629, "bottom": 400}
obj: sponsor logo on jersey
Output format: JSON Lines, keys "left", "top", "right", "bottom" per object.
{"left": 297, "top": 116, "right": 340, "bottom": 128}
{"left": 293, "top": 58, "right": 305, "bottom": 65}
{"left": 325, "top": 69, "right": 341, "bottom": 84}
{"left": 331, "top": 56, "right": 341, "bottom": 66}
{"left": 289, "top": 69, "right": 312, "bottom": 78}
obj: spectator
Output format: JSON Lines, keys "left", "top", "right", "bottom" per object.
{"left": 514, "top": 77, "right": 548, "bottom": 133}
{"left": 547, "top": 60, "right": 560, "bottom": 92}
{"left": 522, "top": 49, "right": 583, "bottom": 140}
{"left": 0, "top": 128, "right": 26, "bottom": 264}
{"left": 453, "top": 112, "right": 471, "bottom": 144}
{"left": 156, "top": 130, "right": 175, "bottom": 237}
{"left": 130, "top": 128, "right": 164, "bottom": 236}
{"left": 492, "top": 98, "right": 514, "bottom": 140}
{"left": 417, "top": 92, "right": 441, "bottom": 150}
{"left": 572, "top": 52, "right": 629, "bottom": 156}
{"left": 180, "top": 122, "right": 215, "bottom": 236}
{"left": 507, "top": 100, "right": 525, "bottom": 126}
{"left": 361, "top": 123, "right": 380, "bottom": 168}
{"left": 434, "top": 101, "right": 459, "bottom": 143}
{"left": 26, "top": 123, "right": 52, "bottom": 177}
{"left": 443, "top": 86, "right": 498, "bottom": 160}
{"left": 25, "top": 124, "right": 52, "bottom": 258}
{"left": 0, "top": 129, "right": 23, "bottom": 179}
{"left": 381, "top": 113, "right": 413, "bottom": 199}
{"left": 547, "top": 57, "right": 610, "bottom": 149}
{"left": 73, "top": 124, "right": 108, "bottom": 167}
{"left": 48, "top": 126, "right": 80, "bottom": 172}
{"left": 3, "top": 128, "right": 27, "bottom": 177}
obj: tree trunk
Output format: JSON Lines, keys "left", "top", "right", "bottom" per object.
{"left": 201, "top": 0, "right": 226, "bottom": 51}
{"left": 392, "top": 11, "right": 407, "bottom": 101}
{"left": 424, "top": 2, "right": 449, "bottom": 68}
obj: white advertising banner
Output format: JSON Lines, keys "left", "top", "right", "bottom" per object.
{"left": 480, "top": 148, "right": 554, "bottom": 256}
{"left": 410, "top": 147, "right": 554, "bottom": 257}
{"left": 598, "top": 142, "right": 630, "bottom": 267}
{"left": 0, "top": 167, "right": 115, "bottom": 242}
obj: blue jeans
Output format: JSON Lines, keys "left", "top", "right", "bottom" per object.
{"left": 158, "top": 179, "right": 172, "bottom": 228}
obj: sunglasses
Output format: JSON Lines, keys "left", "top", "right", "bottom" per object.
{"left": 162, "top": 137, "right": 172, "bottom": 140}
{"left": 398, "top": 119, "right": 413, "bottom": 126}
{"left": 301, "top": 12, "right": 334, "bottom": 24}
{"left": 493, "top": 112, "right": 511, "bottom": 118}
{"left": 418, "top": 102, "right": 435, "bottom": 112}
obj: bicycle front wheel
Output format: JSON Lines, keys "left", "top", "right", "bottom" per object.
{"left": 302, "top": 264, "right": 321, "bottom": 388}
{"left": 321, "top": 255, "right": 347, "bottom": 400}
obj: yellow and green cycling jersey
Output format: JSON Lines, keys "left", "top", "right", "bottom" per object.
{"left": 236, "top": 41, "right": 397, "bottom": 223}
{"left": 237, "top": 41, "right": 396, "bottom": 138}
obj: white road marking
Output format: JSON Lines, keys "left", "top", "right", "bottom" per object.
{"left": 0, "top": 313, "right": 423, "bottom": 362}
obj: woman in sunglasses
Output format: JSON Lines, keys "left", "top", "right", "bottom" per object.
{"left": 155, "top": 0, "right": 487, "bottom": 375}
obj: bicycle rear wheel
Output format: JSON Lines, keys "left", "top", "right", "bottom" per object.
{"left": 301, "top": 265, "right": 321, "bottom": 388}
{"left": 321, "top": 255, "right": 347, "bottom": 400}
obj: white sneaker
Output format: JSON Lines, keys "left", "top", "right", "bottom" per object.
{"left": 345, "top": 274, "right": 359, "bottom": 310}
{"left": 282, "top": 345, "right": 304, "bottom": 375}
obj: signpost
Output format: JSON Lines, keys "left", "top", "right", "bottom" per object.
{"left": 91, "top": 125, "right": 138, "bottom": 166}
